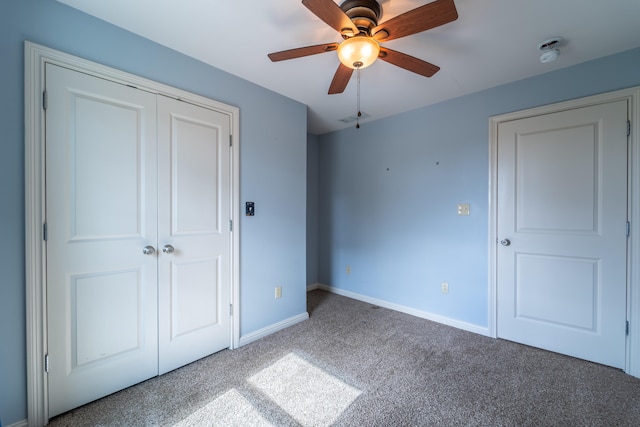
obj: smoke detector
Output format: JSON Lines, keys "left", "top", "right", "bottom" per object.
{"left": 538, "top": 37, "right": 564, "bottom": 63}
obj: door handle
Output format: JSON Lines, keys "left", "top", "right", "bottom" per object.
{"left": 142, "top": 246, "right": 156, "bottom": 255}
{"left": 162, "top": 244, "right": 175, "bottom": 254}
{"left": 500, "top": 239, "right": 511, "bottom": 246}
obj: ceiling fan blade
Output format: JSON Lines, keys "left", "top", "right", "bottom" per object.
{"left": 328, "top": 63, "right": 354, "bottom": 94}
{"left": 268, "top": 43, "right": 339, "bottom": 62}
{"left": 379, "top": 47, "right": 440, "bottom": 78}
{"left": 302, "top": 0, "right": 358, "bottom": 35}
{"left": 372, "top": 0, "right": 458, "bottom": 42}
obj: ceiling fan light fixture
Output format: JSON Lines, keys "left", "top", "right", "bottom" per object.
{"left": 268, "top": 0, "right": 459, "bottom": 94}
{"left": 337, "top": 36, "right": 380, "bottom": 69}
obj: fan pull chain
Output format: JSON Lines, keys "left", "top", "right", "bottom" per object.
{"left": 356, "top": 63, "right": 362, "bottom": 129}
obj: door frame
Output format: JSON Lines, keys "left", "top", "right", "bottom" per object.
{"left": 488, "top": 87, "right": 640, "bottom": 378}
{"left": 24, "top": 41, "right": 241, "bottom": 426}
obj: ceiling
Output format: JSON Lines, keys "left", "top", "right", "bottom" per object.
{"left": 57, "top": 0, "right": 640, "bottom": 135}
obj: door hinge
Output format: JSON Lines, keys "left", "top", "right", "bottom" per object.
{"left": 628, "top": 120, "right": 631, "bottom": 137}
{"left": 229, "top": 304, "right": 233, "bottom": 316}
{"left": 44, "top": 354, "right": 50, "bottom": 373}
{"left": 627, "top": 221, "right": 630, "bottom": 237}
{"left": 229, "top": 135, "right": 233, "bottom": 147}
{"left": 43, "top": 90, "right": 48, "bottom": 110}
{"left": 43, "top": 223, "right": 48, "bottom": 241}
{"left": 626, "top": 320, "right": 630, "bottom": 336}
{"left": 229, "top": 219, "right": 233, "bottom": 232}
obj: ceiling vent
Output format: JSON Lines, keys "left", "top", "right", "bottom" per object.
{"left": 339, "top": 112, "right": 371, "bottom": 123}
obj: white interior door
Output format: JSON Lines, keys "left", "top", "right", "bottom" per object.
{"left": 46, "top": 63, "right": 159, "bottom": 416}
{"left": 496, "top": 100, "right": 628, "bottom": 368}
{"left": 157, "top": 95, "right": 231, "bottom": 374}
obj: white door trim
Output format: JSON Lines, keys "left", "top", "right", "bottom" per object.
{"left": 24, "top": 41, "right": 241, "bottom": 426}
{"left": 488, "top": 87, "right": 640, "bottom": 378}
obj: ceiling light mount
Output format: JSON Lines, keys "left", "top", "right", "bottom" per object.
{"left": 538, "top": 37, "right": 564, "bottom": 63}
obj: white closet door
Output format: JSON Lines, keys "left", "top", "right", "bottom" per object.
{"left": 496, "top": 100, "right": 628, "bottom": 368}
{"left": 157, "top": 95, "right": 232, "bottom": 374}
{"left": 46, "top": 64, "right": 159, "bottom": 417}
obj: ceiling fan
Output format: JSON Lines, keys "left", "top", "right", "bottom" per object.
{"left": 268, "top": 0, "right": 459, "bottom": 94}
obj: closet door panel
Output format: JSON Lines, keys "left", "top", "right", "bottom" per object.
{"left": 157, "top": 95, "right": 232, "bottom": 374}
{"left": 45, "top": 63, "right": 159, "bottom": 417}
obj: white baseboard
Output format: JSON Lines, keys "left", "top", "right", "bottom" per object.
{"left": 5, "top": 420, "right": 28, "bottom": 427}
{"left": 306, "top": 283, "right": 321, "bottom": 291}
{"left": 238, "top": 312, "right": 309, "bottom": 347}
{"left": 312, "top": 284, "right": 490, "bottom": 337}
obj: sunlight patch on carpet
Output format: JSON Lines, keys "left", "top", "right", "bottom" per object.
{"left": 173, "top": 389, "right": 274, "bottom": 427}
{"left": 248, "top": 353, "right": 361, "bottom": 426}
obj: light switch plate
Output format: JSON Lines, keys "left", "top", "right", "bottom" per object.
{"left": 457, "top": 203, "right": 470, "bottom": 216}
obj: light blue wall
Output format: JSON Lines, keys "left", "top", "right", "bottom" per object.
{"left": 317, "top": 48, "right": 640, "bottom": 327}
{"left": 307, "top": 133, "right": 320, "bottom": 286}
{"left": 0, "top": 0, "right": 307, "bottom": 424}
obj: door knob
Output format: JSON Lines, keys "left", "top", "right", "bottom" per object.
{"left": 162, "top": 244, "right": 175, "bottom": 254}
{"left": 500, "top": 239, "right": 511, "bottom": 246}
{"left": 142, "top": 246, "right": 155, "bottom": 255}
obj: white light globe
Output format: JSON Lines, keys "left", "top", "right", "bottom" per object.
{"left": 337, "top": 37, "right": 380, "bottom": 69}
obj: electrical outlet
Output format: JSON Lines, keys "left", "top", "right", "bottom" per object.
{"left": 275, "top": 286, "right": 282, "bottom": 299}
{"left": 346, "top": 265, "right": 351, "bottom": 275}
{"left": 457, "top": 203, "right": 470, "bottom": 216}
{"left": 441, "top": 282, "right": 449, "bottom": 294}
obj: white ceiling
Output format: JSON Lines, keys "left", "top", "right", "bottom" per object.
{"left": 57, "top": 0, "right": 640, "bottom": 135}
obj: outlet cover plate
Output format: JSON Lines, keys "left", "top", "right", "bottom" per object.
{"left": 457, "top": 203, "right": 470, "bottom": 216}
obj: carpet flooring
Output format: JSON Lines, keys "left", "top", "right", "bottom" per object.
{"left": 48, "top": 290, "right": 640, "bottom": 426}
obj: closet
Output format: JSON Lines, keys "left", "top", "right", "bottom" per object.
{"left": 45, "top": 63, "right": 232, "bottom": 416}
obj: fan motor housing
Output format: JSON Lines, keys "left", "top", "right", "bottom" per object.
{"left": 340, "top": 0, "right": 381, "bottom": 33}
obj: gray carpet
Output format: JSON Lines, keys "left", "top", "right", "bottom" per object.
{"left": 49, "top": 290, "right": 640, "bottom": 426}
